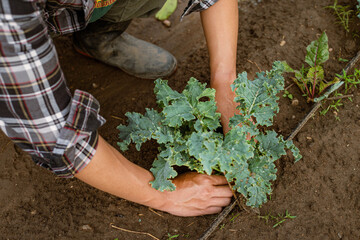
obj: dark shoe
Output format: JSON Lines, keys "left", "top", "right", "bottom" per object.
{"left": 73, "top": 32, "right": 177, "bottom": 79}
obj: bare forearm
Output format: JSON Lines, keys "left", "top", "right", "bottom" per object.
{"left": 201, "top": 0, "right": 238, "bottom": 84}
{"left": 75, "top": 136, "right": 233, "bottom": 216}
{"left": 75, "top": 136, "right": 165, "bottom": 210}
{"left": 201, "top": 0, "right": 239, "bottom": 133}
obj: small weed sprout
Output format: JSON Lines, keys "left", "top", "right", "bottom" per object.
{"left": 167, "top": 233, "right": 179, "bottom": 240}
{"left": 230, "top": 213, "right": 241, "bottom": 222}
{"left": 283, "top": 90, "right": 293, "bottom": 100}
{"left": 320, "top": 69, "right": 360, "bottom": 120}
{"left": 259, "top": 210, "right": 296, "bottom": 228}
{"left": 326, "top": 0, "right": 353, "bottom": 32}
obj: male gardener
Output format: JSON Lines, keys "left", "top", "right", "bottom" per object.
{"left": 0, "top": 0, "right": 238, "bottom": 216}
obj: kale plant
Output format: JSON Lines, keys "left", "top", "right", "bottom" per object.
{"left": 117, "top": 61, "right": 301, "bottom": 208}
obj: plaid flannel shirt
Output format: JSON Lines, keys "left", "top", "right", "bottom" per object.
{"left": 0, "top": 0, "right": 218, "bottom": 178}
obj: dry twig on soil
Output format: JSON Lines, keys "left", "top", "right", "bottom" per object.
{"left": 110, "top": 223, "right": 160, "bottom": 240}
{"left": 148, "top": 207, "right": 164, "bottom": 217}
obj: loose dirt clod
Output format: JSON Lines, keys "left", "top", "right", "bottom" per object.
{"left": 291, "top": 98, "right": 299, "bottom": 106}
{"left": 80, "top": 225, "right": 93, "bottom": 231}
{"left": 162, "top": 20, "right": 171, "bottom": 27}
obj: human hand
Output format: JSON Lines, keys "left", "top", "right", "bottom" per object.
{"left": 212, "top": 76, "right": 254, "bottom": 140}
{"left": 212, "top": 79, "right": 238, "bottom": 134}
{"left": 160, "top": 172, "right": 233, "bottom": 217}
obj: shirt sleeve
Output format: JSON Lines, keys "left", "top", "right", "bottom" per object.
{"left": 0, "top": 0, "right": 105, "bottom": 177}
{"left": 181, "top": 0, "right": 219, "bottom": 19}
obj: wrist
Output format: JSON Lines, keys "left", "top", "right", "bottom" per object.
{"left": 210, "top": 69, "right": 237, "bottom": 89}
{"left": 135, "top": 171, "right": 170, "bottom": 211}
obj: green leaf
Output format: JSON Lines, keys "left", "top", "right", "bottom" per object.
{"left": 150, "top": 157, "right": 177, "bottom": 191}
{"left": 182, "top": 78, "right": 209, "bottom": 106}
{"left": 154, "top": 79, "right": 183, "bottom": 107}
{"left": 231, "top": 72, "right": 281, "bottom": 126}
{"left": 187, "top": 132, "right": 207, "bottom": 158}
{"left": 314, "top": 81, "right": 344, "bottom": 102}
{"left": 318, "top": 77, "right": 340, "bottom": 94}
{"left": 306, "top": 66, "right": 324, "bottom": 86}
{"left": 187, "top": 131, "right": 223, "bottom": 174}
{"left": 257, "top": 131, "right": 286, "bottom": 161}
{"left": 118, "top": 66, "right": 302, "bottom": 208}
{"left": 155, "top": 0, "right": 177, "bottom": 21}
{"left": 162, "top": 98, "right": 195, "bottom": 127}
{"left": 199, "top": 141, "right": 219, "bottom": 175}
{"left": 305, "top": 32, "right": 329, "bottom": 67}
{"left": 223, "top": 126, "right": 253, "bottom": 160}
{"left": 183, "top": 78, "right": 220, "bottom": 130}
{"left": 117, "top": 109, "right": 162, "bottom": 151}
{"left": 281, "top": 61, "right": 294, "bottom": 73}
{"left": 225, "top": 160, "right": 250, "bottom": 197}
{"left": 285, "top": 140, "right": 302, "bottom": 162}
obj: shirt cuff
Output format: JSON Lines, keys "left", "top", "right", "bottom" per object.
{"left": 32, "top": 90, "right": 106, "bottom": 178}
{"left": 181, "top": 0, "right": 219, "bottom": 20}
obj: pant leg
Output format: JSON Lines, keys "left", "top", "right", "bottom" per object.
{"left": 102, "top": 0, "right": 167, "bottom": 23}
{"left": 77, "top": 0, "right": 166, "bottom": 36}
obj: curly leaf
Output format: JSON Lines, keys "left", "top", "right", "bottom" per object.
{"left": 117, "top": 109, "right": 164, "bottom": 151}
{"left": 162, "top": 98, "right": 195, "bottom": 127}
{"left": 285, "top": 140, "right": 302, "bottom": 162}
{"left": 154, "top": 79, "right": 183, "bottom": 107}
{"left": 223, "top": 126, "right": 253, "bottom": 160}
{"left": 183, "top": 78, "right": 220, "bottom": 130}
{"left": 257, "top": 131, "right": 286, "bottom": 160}
{"left": 150, "top": 157, "right": 177, "bottom": 191}
{"left": 225, "top": 160, "right": 250, "bottom": 197}
{"left": 232, "top": 72, "right": 280, "bottom": 126}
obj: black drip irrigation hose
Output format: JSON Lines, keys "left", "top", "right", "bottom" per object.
{"left": 197, "top": 50, "right": 360, "bottom": 240}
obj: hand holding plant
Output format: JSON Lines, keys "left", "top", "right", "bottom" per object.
{"left": 117, "top": 62, "right": 301, "bottom": 208}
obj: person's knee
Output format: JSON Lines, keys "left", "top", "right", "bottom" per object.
{"left": 101, "top": 0, "right": 167, "bottom": 23}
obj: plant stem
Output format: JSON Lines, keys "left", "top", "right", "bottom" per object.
{"left": 311, "top": 49, "right": 319, "bottom": 99}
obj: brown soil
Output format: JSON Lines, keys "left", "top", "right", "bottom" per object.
{"left": 1, "top": 0, "right": 360, "bottom": 239}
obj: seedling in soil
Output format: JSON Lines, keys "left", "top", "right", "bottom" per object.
{"left": 338, "top": 57, "right": 349, "bottom": 62}
{"left": 338, "top": 68, "right": 360, "bottom": 94}
{"left": 259, "top": 210, "right": 296, "bottom": 228}
{"left": 326, "top": 0, "right": 353, "bottom": 33}
{"left": 183, "top": 233, "right": 190, "bottom": 238}
{"left": 230, "top": 213, "right": 241, "bottom": 222}
{"left": 118, "top": 62, "right": 301, "bottom": 208}
{"left": 167, "top": 233, "right": 179, "bottom": 240}
{"left": 282, "top": 90, "right": 293, "bottom": 100}
{"left": 283, "top": 32, "right": 340, "bottom": 102}
{"left": 320, "top": 92, "right": 343, "bottom": 120}
{"left": 320, "top": 68, "right": 360, "bottom": 119}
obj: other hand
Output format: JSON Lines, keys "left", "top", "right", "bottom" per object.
{"left": 160, "top": 172, "right": 233, "bottom": 217}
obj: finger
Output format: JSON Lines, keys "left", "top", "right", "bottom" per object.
{"left": 212, "top": 185, "right": 233, "bottom": 198}
{"left": 207, "top": 175, "right": 229, "bottom": 186}
{"left": 201, "top": 206, "right": 223, "bottom": 215}
{"left": 204, "top": 207, "right": 222, "bottom": 215}
{"left": 207, "top": 197, "right": 232, "bottom": 208}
